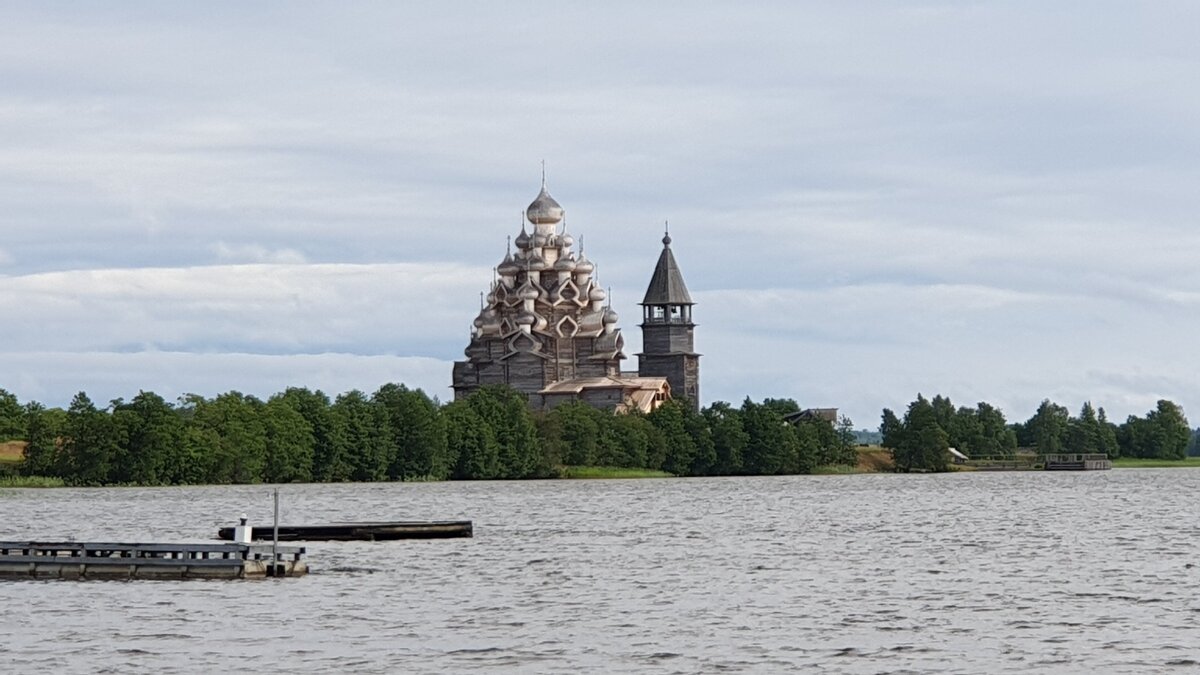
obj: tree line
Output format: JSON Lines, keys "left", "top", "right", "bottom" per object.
{"left": 0, "top": 386, "right": 857, "bottom": 486}
{"left": 881, "top": 394, "right": 1194, "bottom": 472}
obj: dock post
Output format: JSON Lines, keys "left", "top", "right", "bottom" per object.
{"left": 271, "top": 488, "right": 281, "bottom": 577}
{"left": 233, "top": 514, "right": 252, "bottom": 544}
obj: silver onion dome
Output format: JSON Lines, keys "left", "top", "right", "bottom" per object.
{"left": 526, "top": 184, "right": 564, "bottom": 225}
{"left": 497, "top": 255, "right": 520, "bottom": 276}
{"left": 525, "top": 253, "right": 547, "bottom": 271}
{"left": 514, "top": 227, "right": 531, "bottom": 249}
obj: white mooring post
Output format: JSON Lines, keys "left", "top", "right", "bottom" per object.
{"left": 233, "top": 513, "right": 252, "bottom": 544}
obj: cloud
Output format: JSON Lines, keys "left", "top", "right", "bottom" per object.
{"left": 0, "top": 351, "right": 454, "bottom": 408}
{"left": 211, "top": 242, "right": 307, "bottom": 264}
{"left": 0, "top": 263, "right": 483, "bottom": 356}
{"left": 2, "top": 3, "right": 1200, "bottom": 427}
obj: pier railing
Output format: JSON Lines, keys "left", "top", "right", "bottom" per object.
{"left": 0, "top": 541, "right": 305, "bottom": 564}
{"left": 1042, "top": 453, "right": 1112, "bottom": 470}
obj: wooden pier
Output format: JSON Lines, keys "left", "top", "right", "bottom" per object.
{"left": 1043, "top": 453, "right": 1113, "bottom": 471}
{"left": 217, "top": 520, "right": 473, "bottom": 542}
{"left": 0, "top": 541, "right": 308, "bottom": 580}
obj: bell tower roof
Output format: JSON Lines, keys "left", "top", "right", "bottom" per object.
{"left": 641, "top": 225, "right": 693, "bottom": 305}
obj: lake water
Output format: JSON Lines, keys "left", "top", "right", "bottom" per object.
{"left": 2, "top": 470, "right": 1199, "bottom": 673}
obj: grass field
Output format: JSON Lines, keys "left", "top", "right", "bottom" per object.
{"left": 1112, "top": 457, "right": 1200, "bottom": 469}
{"left": 855, "top": 446, "right": 894, "bottom": 472}
{"left": 0, "top": 440, "right": 27, "bottom": 464}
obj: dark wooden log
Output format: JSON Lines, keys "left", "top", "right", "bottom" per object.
{"left": 216, "top": 520, "right": 473, "bottom": 541}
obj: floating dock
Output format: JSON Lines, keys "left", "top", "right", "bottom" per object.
{"left": 217, "top": 520, "right": 473, "bottom": 541}
{"left": 0, "top": 541, "right": 308, "bottom": 580}
{"left": 1043, "top": 453, "right": 1113, "bottom": 471}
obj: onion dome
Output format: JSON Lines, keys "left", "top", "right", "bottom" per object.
{"left": 514, "top": 227, "right": 531, "bottom": 250}
{"left": 561, "top": 232, "right": 575, "bottom": 248}
{"left": 575, "top": 254, "right": 595, "bottom": 274}
{"left": 526, "top": 182, "right": 564, "bottom": 225}
{"left": 518, "top": 284, "right": 540, "bottom": 301}
{"left": 554, "top": 255, "right": 577, "bottom": 272}
{"left": 497, "top": 255, "right": 520, "bottom": 277}
{"left": 473, "top": 311, "right": 486, "bottom": 329}
{"left": 603, "top": 306, "right": 619, "bottom": 324}
{"left": 589, "top": 285, "right": 606, "bottom": 302}
{"left": 525, "top": 254, "right": 547, "bottom": 271}
{"left": 516, "top": 310, "right": 536, "bottom": 326}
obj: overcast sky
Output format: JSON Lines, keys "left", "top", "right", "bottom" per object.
{"left": 2, "top": 2, "right": 1199, "bottom": 428}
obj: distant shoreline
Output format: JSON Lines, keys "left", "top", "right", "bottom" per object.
{"left": 6, "top": 443, "right": 1200, "bottom": 489}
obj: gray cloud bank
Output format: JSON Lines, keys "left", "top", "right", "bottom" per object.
{"left": 2, "top": 2, "right": 1199, "bottom": 426}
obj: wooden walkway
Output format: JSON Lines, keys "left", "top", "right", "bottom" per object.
{"left": 0, "top": 541, "right": 307, "bottom": 580}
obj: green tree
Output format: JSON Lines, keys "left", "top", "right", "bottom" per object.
{"left": 741, "top": 398, "right": 800, "bottom": 475}
{"left": 276, "top": 388, "right": 345, "bottom": 482}
{"left": 1064, "top": 401, "right": 1101, "bottom": 455}
{"left": 604, "top": 413, "right": 654, "bottom": 468}
{"left": 833, "top": 415, "right": 859, "bottom": 466}
{"left": 443, "top": 400, "right": 501, "bottom": 479}
{"left": 1027, "top": 400, "right": 1070, "bottom": 454}
{"left": 191, "top": 392, "right": 268, "bottom": 483}
{"left": 173, "top": 423, "right": 222, "bottom": 485}
{"left": 887, "top": 395, "right": 950, "bottom": 473}
{"left": 0, "top": 388, "right": 24, "bottom": 441}
{"left": 704, "top": 401, "right": 747, "bottom": 475}
{"left": 930, "top": 395, "right": 956, "bottom": 436}
{"left": 331, "top": 390, "right": 390, "bottom": 482}
{"left": 1117, "top": 402, "right": 1190, "bottom": 460}
{"left": 373, "top": 383, "right": 450, "bottom": 481}
{"left": 62, "top": 392, "right": 122, "bottom": 485}
{"left": 648, "top": 400, "right": 698, "bottom": 475}
{"left": 110, "top": 391, "right": 183, "bottom": 485}
{"left": 464, "top": 385, "right": 544, "bottom": 478}
{"left": 262, "top": 397, "right": 315, "bottom": 483}
{"left": 880, "top": 408, "right": 902, "bottom": 450}
{"left": 1096, "top": 407, "right": 1120, "bottom": 458}
{"left": 552, "top": 401, "right": 602, "bottom": 466}
{"left": 791, "top": 422, "right": 820, "bottom": 474}
{"left": 22, "top": 402, "right": 64, "bottom": 477}
{"left": 685, "top": 404, "right": 717, "bottom": 475}
{"left": 761, "top": 398, "right": 801, "bottom": 417}
{"left": 974, "top": 402, "right": 1017, "bottom": 458}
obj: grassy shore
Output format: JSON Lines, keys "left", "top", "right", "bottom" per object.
{"left": 562, "top": 466, "right": 674, "bottom": 479}
{"left": 855, "top": 446, "right": 894, "bottom": 472}
{"left": 1112, "top": 457, "right": 1200, "bottom": 469}
{"left": 0, "top": 475, "right": 65, "bottom": 488}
